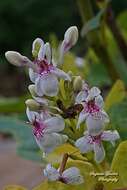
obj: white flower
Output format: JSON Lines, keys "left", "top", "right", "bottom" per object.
{"left": 26, "top": 108, "right": 68, "bottom": 154}
{"left": 76, "top": 86, "right": 109, "bottom": 135}
{"left": 75, "top": 130, "right": 120, "bottom": 163}
{"left": 30, "top": 38, "right": 71, "bottom": 97}
{"left": 5, "top": 38, "right": 71, "bottom": 97}
{"left": 44, "top": 164, "right": 84, "bottom": 185}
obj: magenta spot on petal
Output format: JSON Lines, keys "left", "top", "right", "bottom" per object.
{"left": 88, "top": 133, "right": 102, "bottom": 144}
{"left": 63, "top": 41, "right": 71, "bottom": 53}
{"left": 34, "top": 58, "right": 54, "bottom": 75}
{"left": 84, "top": 100, "right": 100, "bottom": 114}
{"left": 33, "top": 120, "right": 47, "bottom": 140}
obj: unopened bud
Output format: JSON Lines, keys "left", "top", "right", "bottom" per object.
{"left": 73, "top": 76, "right": 83, "bottom": 92}
{"left": 68, "top": 71, "right": 73, "bottom": 78}
{"left": 28, "top": 84, "right": 37, "bottom": 97}
{"left": 25, "top": 99, "right": 40, "bottom": 111}
{"left": 64, "top": 26, "right": 78, "bottom": 47}
{"left": 60, "top": 26, "right": 78, "bottom": 57}
{"left": 5, "top": 51, "right": 38, "bottom": 72}
{"left": 5, "top": 51, "right": 30, "bottom": 67}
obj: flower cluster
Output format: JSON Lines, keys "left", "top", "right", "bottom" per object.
{"left": 5, "top": 26, "right": 120, "bottom": 185}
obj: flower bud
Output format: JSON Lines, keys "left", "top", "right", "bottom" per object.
{"left": 5, "top": 51, "right": 29, "bottom": 67}
{"left": 73, "top": 76, "right": 83, "bottom": 92}
{"left": 60, "top": 26, "right": 78, "bottom": 58}
{"left": 64, "top": 26, "right": 78, "bottom": 47}
{"left": 25, "top": 99, "right": 40, "bottom": 111}
{"left": 28, "top": 84, "right": 37, "bottom": 97}
{"left": 68, "top": 71, "right": 73, "bottom": 78}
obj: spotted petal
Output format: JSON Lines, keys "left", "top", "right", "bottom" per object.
{"left": 62, "top": 167, "right": 84, "bottom": 185}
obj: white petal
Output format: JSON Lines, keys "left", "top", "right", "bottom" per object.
{"left": 51, "top": 68, "right": 71, "bottom": 81}
{"left": 101, "top": 130, "right": 120, "bottom": 145}
{"left": 44, "top": 42, "right": 52, "bottom": 64}
{"left": 29, "top": 68, "right": 39, "bottom": 83}
{"left": 35, "top": 77, "right": 45, "bottom": 96}
{"left": 36, "top": 133, "right": 68, "bottom": 154}
{"left": 44, "top": 117, "right": 65, "bottom": 133}
{"left": 86, "top": 114, "right": 105, "bottom": 136}
{"left": 33, "top": 96, "right": 48, "bottom": 106}
{"left": 32, "top": 38, "right": 44, "bottom": 55}
{"left": 76, "top": 111, "right": 88, "bottom": 129}
{"left": 44, "top": 164, "right": 59, "bottom": 181}
{"left": 95, "top": 95, "right": 104, "bottom": 108}
{"left": 75, "top": 134, "right": 93, "bottom": 153}
{"left": 26, "top": 107, "right": 40, "bottom": 122}
{"left": 94, "top": 143, "right": 105, "bottom": 163}
{"left": 75, "top": 91, "right": 87, "bottom": 104}
{"left": 35, "top": 74, "right": 59, "bottom": 97}
{"left": 87, "top": 87, "right": 101, "bottom": 101}
{"left": 62, "top": 167, "right": 84, "bottom": 185}
{"left": 38, "top": 43, "right": 45, "bottom": 60}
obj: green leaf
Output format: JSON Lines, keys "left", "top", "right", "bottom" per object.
{"left": 86, "top": 63, "right": 111, "bottom": 87}
{"left": 0, "top": 116, "right": 41, "bottom": 162}
{"left": 109, "top": 141, "right": 127, "bottom": 189}
{"left": 81, "top": 9, "right": 105, "bottom": 37}
{"left": 45, "top": 143, "right": 87, "bottom": 164}
{"left": 105, "top": 80, "right": 126, "bottom": 110}
{"left": 108, "top": 97, "right": 127, "bottom": 140}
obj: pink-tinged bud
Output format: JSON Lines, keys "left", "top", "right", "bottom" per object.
{"left": 59, "top": 26, "right": 78, "bottom": 64}
{"left": 5, "top": 51, "right": 38, "bottom": 72}
{"left": 5, "top": 51, "right": 29, "bottom": 67}
{"left": 64, "top": 26, "right": 78, "bottom": 47}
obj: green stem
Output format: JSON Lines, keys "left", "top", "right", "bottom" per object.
{"left": 77, "top": 0, "right": 119, "bottom": 82}
{"left": 106, "top": 5, "right": 127, "bottom": 63}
